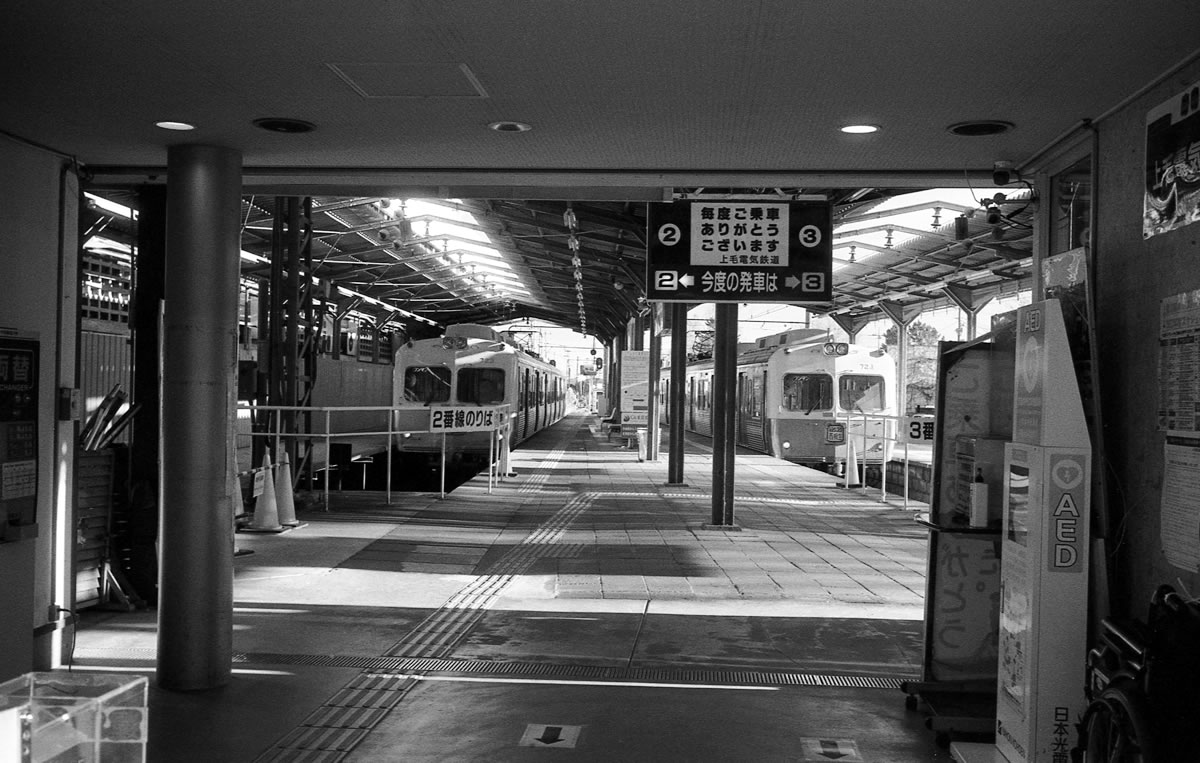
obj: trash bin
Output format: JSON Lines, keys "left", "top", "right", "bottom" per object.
{"left": 635, "top": 427, "right": 662, "bottom": 462}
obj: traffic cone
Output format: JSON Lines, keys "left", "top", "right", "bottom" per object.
{"left": 275, "top": 450, "right": 302, "bottom": 527}
{"left": 246, "top": 454, "right": 284, "bottom": 532}
{"left": 229, "top": 442, "right": 253, "bottom": 554}
{"left": 845, "top": 440, "right": 862, "bottom": 489}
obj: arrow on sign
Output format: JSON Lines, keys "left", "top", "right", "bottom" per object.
{"left": 785, "top": 275, "right": 802, "bottom": 289}
{"left": 818, "top": 740, "right": 848, "bottom": 759}
{"left": 679, "top": 273, "right": 695, "bottom": 287}
{"left": 537, "top": 727, "right": 565, "bottom": 745}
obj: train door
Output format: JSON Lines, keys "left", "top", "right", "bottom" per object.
{"left": 521, "top": 368, "right": 531, "bottom": 440}
{"left": 687, "top": 376, "right": 695, "bottom": 429}
{"left": 736, "top": 372, "right": 748, "bottom": 444}
{"left": 535, "top": 371, "right": 543, "bottom": 431}
{"left": 735, "top": 370, "right": 767, "bottom": 451}
{"left": 757, "top": 370, "right": 769, "bottom": 453}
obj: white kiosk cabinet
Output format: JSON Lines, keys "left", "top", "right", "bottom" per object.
{"left": 999, "top": 300, "right": 1091, "bottom": 762}
{"left": 954, "top": 300, "right": 1092, "bottom": 763}
{"left": 997, "top": 441, "right": 1090, "bottom": 761}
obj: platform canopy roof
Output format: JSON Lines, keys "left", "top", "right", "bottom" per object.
{"left": 13, "top": 3, "right": 1196, "bottom": 339}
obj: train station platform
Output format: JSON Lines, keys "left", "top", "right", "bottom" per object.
{"left": 71, "top": 409, "right": 957, "bottom": 762}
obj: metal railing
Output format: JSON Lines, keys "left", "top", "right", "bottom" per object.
{"left": 835, "top": 410, "right": 936, "bottom": 511}
{"left": 237, "top": 403, "right": 512, "bottom": 508}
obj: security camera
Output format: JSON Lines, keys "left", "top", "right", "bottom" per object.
{"left": 993, "top": 160, "right": 1017, "bottom": 186}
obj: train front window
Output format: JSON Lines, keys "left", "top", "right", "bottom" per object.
{"left": 403, "top": 366, "right": 451, "bottom": 403}
{"left": 840, "top": 374, "right": 886, "bottom": 412}
{"left": 457, "top": 367, "right": 505, "bottom": 405}
{"left": 782, "top": 373, "right": 832, "bottom": 413}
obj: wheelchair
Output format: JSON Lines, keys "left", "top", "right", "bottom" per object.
{"left": 1074, "top": 584, "right": 1200, "bottom": 762}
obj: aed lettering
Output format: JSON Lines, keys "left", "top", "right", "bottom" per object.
{"left": 1051, "top": 491, "right": 1081, "bottom": 570}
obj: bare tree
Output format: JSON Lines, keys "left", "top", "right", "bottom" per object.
{"left": 883, "top": 320, "right": 941, "bottom": 411}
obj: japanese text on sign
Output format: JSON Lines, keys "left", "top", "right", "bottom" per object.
{"left": 907, "top": 417, "right": 936, "bottom": 442}
{"left": 0, "top": 350, "right": 34, "bottom": 389}
{"left": 701, "top": 270, "right": 777, "bottom": 293}
{"left": 691, "top": 203, "right": 788, "bottom": 266}
{"left": 430, "top": 406, "right": 506, "bottom": 432}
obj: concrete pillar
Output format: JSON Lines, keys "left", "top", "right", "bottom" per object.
{"left": 710, "top": 303, "right": 737, "bottom": 526}
{"left": 667, "top": 303, "right": 688, "bottom": 485}
{"left": 157, "top": 145, "right": 242, "bottom": 691}
{"left": 646, "top": 303, "right": 662, "bottom": 461}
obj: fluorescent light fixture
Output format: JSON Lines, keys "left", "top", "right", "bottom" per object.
{"left": 840, "top": 124, "right": 880, "bottom": 134}
{"left": 155, "top": 120, "right": 195, "bottom": 131}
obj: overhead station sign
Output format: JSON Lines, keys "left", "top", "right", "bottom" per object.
{"left": 645, "top": 200, "right": 832, "bottom": 303}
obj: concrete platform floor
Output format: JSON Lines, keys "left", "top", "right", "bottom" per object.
{"left": 70, "top": 410, "right": 960, "bottom": 761}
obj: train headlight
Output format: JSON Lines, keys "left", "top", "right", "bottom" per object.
{"left": 782, "top": 441, "right": 791, "bottom": 450}
{"left": 822, "top": 342, "right": 850, "bottom": 356}
{"left": 402, "top": 432, "right": 411, "bottom": 439}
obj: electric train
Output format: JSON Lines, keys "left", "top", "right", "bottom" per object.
{"left": 668, "top": 328, "right": 897, "bottom": 471}
{"left": 392, "top": 323, "right": 566, "bottom": 462}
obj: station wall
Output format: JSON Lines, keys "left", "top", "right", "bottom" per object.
{"left": 310, "top": 355, "right": 394, "bottom": 434}
{"left": 1096, "top": 56, "right": 1200, "bottom": 616}
{"left": 0, "top": 138, "right": 78, "bottom": 681}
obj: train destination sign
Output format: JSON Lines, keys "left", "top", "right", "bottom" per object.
{"left": 645, "top": 200, "right": 833, "bottom": 303}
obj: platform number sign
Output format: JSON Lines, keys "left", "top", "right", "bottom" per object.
{"left": 907, "top": 417, "right": 936, "bottom": 442}
{"left": 646, "top": 200, "right": 832, "bottom": 303}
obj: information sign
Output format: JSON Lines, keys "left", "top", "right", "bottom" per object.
{"left": 0, "top": 336, "right": 38, "bottom": 535}
{"left": 620, "top": 350, "right": 650, "bottom": 426}
{"left": 429, "top": 406, "right": 507, "bottom": 432}
{"left": 645, "top": 200, "right": 832, "bottom": 303}
{"left": 906, "top": 416, "right": 937, "bottom": 442}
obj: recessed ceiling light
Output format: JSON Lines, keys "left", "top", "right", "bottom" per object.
{"left": 840, "top": 124, "right": 880, "bottom": 134}
{"left": 155, "top": 121, "right": 195, "bottom": 131}
{"left": 253, "top": 117, "right": 316, "bottom": 134}
{"left": 946, "top": 120, "right": 1015, "bottom": 137}
{"left": 488, "top": 121, "right": 533, "bottom": 133}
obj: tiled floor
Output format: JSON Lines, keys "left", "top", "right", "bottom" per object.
{"left": 68, "top": 410, "right": 969, "bottom": 761}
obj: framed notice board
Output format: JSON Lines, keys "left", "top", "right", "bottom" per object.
{"left": 0, "top": 335, "right": 38, "bottom": 538}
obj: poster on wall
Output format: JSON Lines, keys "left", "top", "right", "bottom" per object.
{"left": 620, "top": 350, "right": 650, "bottom": 426}
{"left": 1158, "top": 289, "right": 1200, "bottom": 434}
{"left": 1161, "top": 437, "right": 1200, "bottom": 571}
{"left": 1144, "top": 78, "right": 1200, "bottom": 238}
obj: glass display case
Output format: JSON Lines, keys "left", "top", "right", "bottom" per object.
{"left": 0, "top": 672, "right": 147, "bottom": 762}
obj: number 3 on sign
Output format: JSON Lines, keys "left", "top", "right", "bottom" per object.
{"left": 797, "top": 225, "right": 822, "bottom": 247}
{"left": 801, "top": 273, "right": 825, "bottom": 292}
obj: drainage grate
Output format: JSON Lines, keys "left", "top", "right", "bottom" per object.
{"left": 230, "top": 651, "right": 910, "bottom": 689}
{"left": 79, "top": 646, "right": 910, "bottom": 689}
